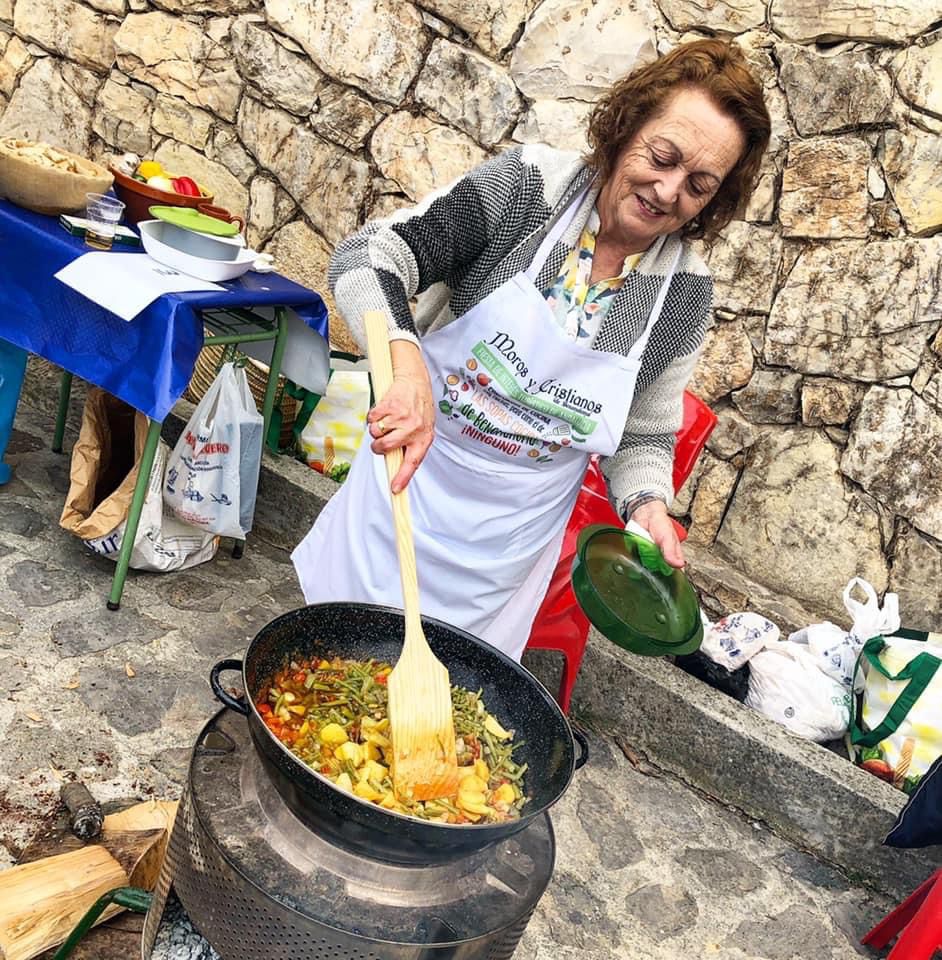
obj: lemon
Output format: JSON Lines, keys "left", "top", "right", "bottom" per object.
{"left": 137, "top": 160, "right": 163, "bottom": 179}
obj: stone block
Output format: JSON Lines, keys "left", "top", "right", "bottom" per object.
{"left": 779, "top": 136, "right": 870, "bottom": 239}
{"left": 371, "top": 111, "right": 487, "bottom": 204}
{"left": 842, "top": 386, "right": 942, "bottom": 540}
{"left": 510, "top": 0, "right": 655, "bottom": 101}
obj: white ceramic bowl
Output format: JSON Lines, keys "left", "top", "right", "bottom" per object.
{"left": 138, "top": 219, "right": 256, "bottom": 282}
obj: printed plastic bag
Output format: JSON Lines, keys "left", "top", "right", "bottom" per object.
{"left": 745, "top": 640, "right": 851, "bottom": 742}
{"left": 60, "top": 388, "right": 218, "bottom": 572}
{"left": 163, "top": 362, "right": 263, "bottom": 538}
{"left": 701, "top": 612, "right": 780, "bottom": 671}
{"left": 299, "top": 368, "right": 370, "bottom": 483}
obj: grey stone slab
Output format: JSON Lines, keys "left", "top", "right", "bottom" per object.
{"left": 0, "top": 501, "right": 46, "bottom": 538}
{"left": 681, "top": 846, "right": 767, "bottom": 895}
{"left": 624, "top": 882, "right": 700, "bottom": 942}
{"left": 51, "top": 605, "right": 171, "bottom": 656}
{"left": 725, "top": 905, "right": 838, "bottom": 960}
{"left": 155, "top": 573, "right": 233, "bottom": 612}
{"left": 76, "top": 664, "right": 209, "bottom": 737}
{"left": 7, "top": 559, "right": 87, "bottom": 607}
{"left": 577, "top": 781, "right": 646, "bottom": 869}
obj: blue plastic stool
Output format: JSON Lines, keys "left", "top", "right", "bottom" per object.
{"left": 0, "top": 340, "right": 28, "bottom": 485}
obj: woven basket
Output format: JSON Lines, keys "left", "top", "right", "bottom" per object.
{"left": 185, "top": 330, "right": 300, "bottom": 449}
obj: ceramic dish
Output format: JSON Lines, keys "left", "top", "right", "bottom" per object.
{"left": 110, "top": 166, "right": 213, "bottom": 225}
{"left": 138, "top": 219, "right": 255, "bottom": 283}
{"left": 155, "top": 219, "right": 246, "bottom": 262}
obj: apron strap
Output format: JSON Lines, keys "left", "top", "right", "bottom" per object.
{"left": 524, "top": 185, "right": 592, "bottom": 282}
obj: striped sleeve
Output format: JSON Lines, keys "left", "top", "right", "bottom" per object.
{"left": 328, "top": 148, "right": 536, "bottom": 352}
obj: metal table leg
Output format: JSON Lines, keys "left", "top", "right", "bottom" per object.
{"left": 52, "top": 371, "right": 73, "bottom": 454}
{"left": 107, "top": 417, "right": 161, "bottom": 611}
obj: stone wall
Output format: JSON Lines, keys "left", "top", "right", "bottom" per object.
{"left": 1, "top": 0, "right": 940, "bottom": 626}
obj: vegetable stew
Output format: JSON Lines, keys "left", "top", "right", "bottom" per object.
{"left": 258, "top": 656, "right": 529, "bottom": 824}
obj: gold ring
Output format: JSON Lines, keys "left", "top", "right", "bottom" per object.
{"left": 377, "top": 418, "right": 388, "bottom": 434}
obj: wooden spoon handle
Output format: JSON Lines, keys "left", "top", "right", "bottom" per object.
{"left": 363, "top": 310, "right": 423, "bottom": 638}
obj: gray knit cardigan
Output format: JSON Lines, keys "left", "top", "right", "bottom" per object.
{"left": 328, "top": 144, "right": 712, "bottom": 512}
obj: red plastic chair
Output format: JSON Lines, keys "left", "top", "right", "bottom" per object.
{"left": 861, "top": 868, "right": 942, "bottom": 958}
{"left": 526, "top": 390, "right": 718, "bottom": 713}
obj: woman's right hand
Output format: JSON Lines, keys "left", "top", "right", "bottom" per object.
{"left": 367, "top": 340, "right": 435, "bottom": 493}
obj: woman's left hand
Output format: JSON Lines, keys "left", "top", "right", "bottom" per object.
{"left": 630, "top": 500, "right": 685, "bottom": 568}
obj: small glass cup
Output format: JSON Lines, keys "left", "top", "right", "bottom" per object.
{"left": 85, "top": 193, "right": 125, "bottom": 250}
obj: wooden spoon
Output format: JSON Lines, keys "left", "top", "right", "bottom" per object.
{"left": 363, "top": 310, "right": 460, "bottom": 803}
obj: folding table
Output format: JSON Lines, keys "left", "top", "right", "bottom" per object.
{"left": 0, "top": 199, "right": 328, "bottom": 609}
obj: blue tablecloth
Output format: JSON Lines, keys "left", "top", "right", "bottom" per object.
{"left": 0, "top": 200, "right": 328, "bottom": 421}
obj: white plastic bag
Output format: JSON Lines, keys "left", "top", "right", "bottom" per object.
{"left": 844, "top": 577, "right": 900, "bottom": 643}
{"left": 745, "top": 640, "right": 851, "bottom": 742}
{"left": 85, "top": 440, "right": 219, "bottom": 572}
{"left": 163, "top": 363, "right": 263, "bottom": 538}
{"left": 788, "top": 578, "right": 901, "bottom": 690}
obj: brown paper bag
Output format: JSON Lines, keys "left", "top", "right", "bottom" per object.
{"left": 60, "top": 388, "right": 218, "bottom": 572}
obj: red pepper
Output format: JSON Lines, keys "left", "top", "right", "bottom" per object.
{"left": 375, "top": 673, "right": 387, "bottom": 684}
{"left": 171, "top": 176, "right": 201, "bottom": 197}
{"left": 257, "top": 702, "right": 272, "bottom": 715}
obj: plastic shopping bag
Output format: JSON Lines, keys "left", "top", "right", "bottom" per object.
{"left": 299, "top": 368, "right": 370, "bottom": 484}
{"left": 745, "top": 640, "right": 851, "bottom": 742}
{"left": 789, "top": 578, "right": 902, "bottom": 690}
{"left": 163, "top": 362, "right": 263, "bottom": 538}
{"left": 851, "top": 633, "right": 942, "bottom": 794}
{"left": 60, "top": 389, "right": 218, "bottom": 572}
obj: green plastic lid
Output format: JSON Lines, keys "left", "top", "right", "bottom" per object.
{"left": 572, "top": 525, "right": 703, "bottom": 657}
{"left": 148, "top": 205, "right": 240, "bottom": 237}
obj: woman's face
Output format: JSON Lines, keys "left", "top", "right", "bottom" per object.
{"left": 596, "top": 87, "right": 746, "bottom": 252}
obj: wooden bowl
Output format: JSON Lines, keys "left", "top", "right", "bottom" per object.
{"left": 0, "top": 138, "right": 113, "bottom": 215}
{"left": 110, "top": 165, "right": 214, "bottom": 226}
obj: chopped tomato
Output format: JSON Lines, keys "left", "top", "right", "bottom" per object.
{"left": 374, "top": 673, "right": 387, "bottom": 684}
{"left": 257, "top": 702, "right": 272, "bottom": 715}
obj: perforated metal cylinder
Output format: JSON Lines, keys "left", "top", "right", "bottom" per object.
{"left": 159, "top": 710, "right": 553, "bottom": 960}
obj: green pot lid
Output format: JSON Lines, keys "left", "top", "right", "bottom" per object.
{"left": 148, "top": 205, "right": 240, "bottom": 237}
{"left": 572, "top": 525, "right": 703, "bottom": 657}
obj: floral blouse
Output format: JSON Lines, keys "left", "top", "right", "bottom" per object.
{"left": 543, "top": 208, "right": 641, "bottom": 343}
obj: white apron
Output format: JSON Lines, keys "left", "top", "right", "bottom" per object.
{"left": 292, "top": 190, "right": 681, "bottom": 661}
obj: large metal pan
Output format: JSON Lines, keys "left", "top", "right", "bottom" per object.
{"left": 211, "top": 602, "right": 587, "bottom": 864}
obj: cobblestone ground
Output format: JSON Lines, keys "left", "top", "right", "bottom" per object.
{"left": 1, "top": 401, "right": 890, "bottom": 959}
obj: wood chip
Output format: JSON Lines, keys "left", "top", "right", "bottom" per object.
{"left": 25, "top": 711, "right": 43, "bottom": 722}
{"left": 125, "top": 662, "right": 136, "bottom": 678}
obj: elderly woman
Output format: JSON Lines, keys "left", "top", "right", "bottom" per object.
{"left": 293, "top": 39, "right": 771, "bottom": 661}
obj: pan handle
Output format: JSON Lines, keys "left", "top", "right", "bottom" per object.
{"left": 210, "top": 658, "right": 249, "bottom": 716}
{"left": 571, "top": 724, "right": 589, "bottom": 769}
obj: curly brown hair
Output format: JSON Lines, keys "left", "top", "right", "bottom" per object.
{"left": 585, "top": 39, "right": 771, "bottom": 243}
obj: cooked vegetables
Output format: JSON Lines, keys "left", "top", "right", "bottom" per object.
{"left": 257, "top": 656, "right": 528, "bottom": 824}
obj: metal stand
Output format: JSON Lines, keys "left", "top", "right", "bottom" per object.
{"left": 52, "top": 305, "right": 290, "bottom": 610}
